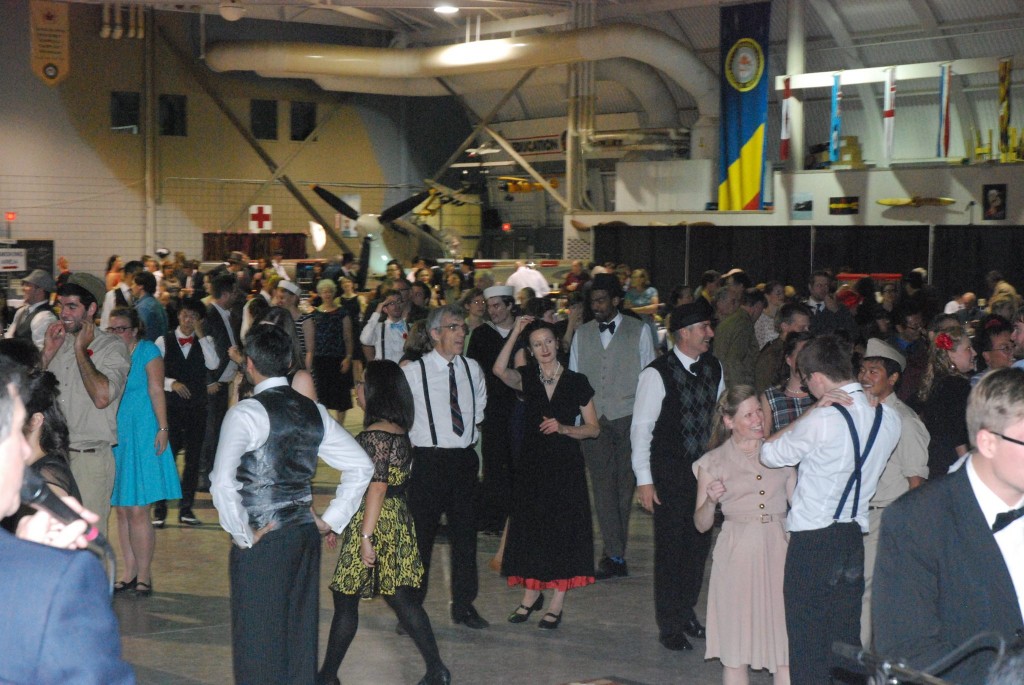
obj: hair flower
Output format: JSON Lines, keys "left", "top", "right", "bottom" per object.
{"left": 935, "top": 332, "right": 954, "bottom": 351}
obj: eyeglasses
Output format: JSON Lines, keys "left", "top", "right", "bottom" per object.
{"left": 383, "top": 301, "right": 401, "bottom": 308}
{"left": 108, "top": 326, "right": 133, "bottom": 333}
{"left": 991, "top": 431, "right": 1024, "bottom": 447}
{"left": 991, "top": 345, "right": 1014, "bottom": 354}
{"left": 438, "top": 323, "right": 468, "bottom": 333}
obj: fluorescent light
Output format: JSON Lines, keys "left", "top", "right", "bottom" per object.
{"left": 434, "top": 5, "right": 459, "bottom": 14}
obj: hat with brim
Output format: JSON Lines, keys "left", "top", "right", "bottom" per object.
{"left": 22, "top": 269, "right": 55, "bottom": 292}
{"left": 864, "top": 338, "right": 906, "bottom": 372}
{"left": 227, "top": 251, "right": 246, "bottom": 264}
{"left": 484, "top": 285, "right": 513, "bottom": 300}
{"left": 61, "top": 272, "right": 106, "bottom": 308}
{"left": 277, "top": 280, "right": 302, "bottom": 297}
{"left": 669, "top": 299, "right": 714, "bottom": 332}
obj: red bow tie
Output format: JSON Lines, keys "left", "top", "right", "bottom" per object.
{"left": 178, "top": 336, "right": 195, "bottom": 346}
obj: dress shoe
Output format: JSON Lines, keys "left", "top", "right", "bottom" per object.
{"left": 451, "top": 605, "right": 489, "bottom": 629}
{"left": 537, "top": 611, "right": 562, "bottom": 630}
{"left": 416, "top": 665, "right": 451, "bottom": 685}
{"left": 594, "top": 556, "right": 628, "bottom": 580}
{"left": 151, "top": 517, "right": 165, "bottom": 529}
{"left": 507, "top": 593, "right": 544, "bottom": 623}
{"left": 113, "top": 577, "right": 137, "bottom": 593}
{"left": 683, "top": 618, "right": 706, "bottom": 639}
{"left": 134, "top": 581, "right": 153, "bottom": 598}
{"left": 179, "top": 510, "right": 202, "bottom": 526}
{"left": 659, "top": 634, "right": 694, "bottom": 651}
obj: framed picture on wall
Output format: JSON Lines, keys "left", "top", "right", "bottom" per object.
{"left": 983, "top": 183, "right": 1007, "bottom": 220}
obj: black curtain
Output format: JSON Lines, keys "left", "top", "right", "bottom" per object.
{"left": 689, "top": 225, "right": 811, "bottom": 287}
{"left": 932, "top": 225, "right": 1024, "bottom": 301}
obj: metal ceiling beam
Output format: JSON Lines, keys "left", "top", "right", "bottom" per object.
{"left": 483, "top": 125, "right": 569, "bottom": 209}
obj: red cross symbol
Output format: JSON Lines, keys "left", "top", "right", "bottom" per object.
{"left": 250, "top": 206, "right": 271, "bottom": 228}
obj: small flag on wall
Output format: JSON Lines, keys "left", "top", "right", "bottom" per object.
{"left": 829, "top": 74, "right": 842, "bottom": 163}
{"left": 882, "top": 68, "right": 896, "bottom": 163}
{"left": 780, "top": 77, "right": 792, "bottom": 162}
{"left": 937, "top": 63, "right": 952, "bottom": 157}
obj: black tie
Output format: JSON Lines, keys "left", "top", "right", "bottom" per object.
{"left": 992, "top": 506, "right": 1024, "bottom": 533}
{"left": 448, "top": 361, "right": 464, "bottom": 437}
{"left": 599, "top": 321, "right": 616, "bottom": 334}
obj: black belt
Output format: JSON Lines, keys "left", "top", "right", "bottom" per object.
{"left": 70, "top": 448, "right": 97, "bottom": 453}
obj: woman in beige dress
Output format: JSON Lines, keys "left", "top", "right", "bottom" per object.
{"left": 694, "top": 385, "right": 795, "bottom": 685}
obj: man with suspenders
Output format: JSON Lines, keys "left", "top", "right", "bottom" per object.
{"left": 403, "top": 304, "right": 489, "bottom": 629}
{"left": 761, "top": 335, "right": 901, "bottom": 685}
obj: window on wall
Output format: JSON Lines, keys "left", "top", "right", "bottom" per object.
{"left": 251, "top": 99, "right": 278, "bottom": 140}
{"left": 158, "top": 94, "right": 187, "bottom": 136}
{"left": 110, "top": 91, "right": 140, "bottom": 134}
{"left": 290, "top": 101, "right": 317, "bottom": 141}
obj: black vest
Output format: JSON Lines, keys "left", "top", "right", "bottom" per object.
{"left": 237, "top": 386, "right": 324, "bottom": 532}
{"left": 649, "top": 351, "right": 722, "bottom": 467}
{"left": 163, "top": 332, "right": 208, "bottom": 411}
{"left": 12, "top": 303, "right": 53, "bottom": 341}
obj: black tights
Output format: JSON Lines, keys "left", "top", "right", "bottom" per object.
{"left": 317, "top": 586, "right": 444, "bottom": 684}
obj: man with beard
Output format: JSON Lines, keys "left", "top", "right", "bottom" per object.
{"left": 571, "top": 273, "right": 655, "bottom": 580}
{"left": 466, "top": 285, "right": 518, "bottom": 534}
{"left": 631, "top": 300, "right": 723, "bottom": 651}
{"left": 40, "top": 272, "right": 130, "bottom": 537}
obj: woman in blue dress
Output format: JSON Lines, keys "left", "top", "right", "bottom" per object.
{"left": 109, "top": 307, "right": 181, "bottom": 597}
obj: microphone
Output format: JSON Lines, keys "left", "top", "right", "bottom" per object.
{"left": 19, "top": 468, "right": 106, "bottom": 548}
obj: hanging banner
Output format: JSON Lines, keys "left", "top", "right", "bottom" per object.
{"left": 29, "top": 0, "right": 70, "bottom": 86}
{"left": 937, "top": 63, "right": 952, "bottom": 157}
{"left": 999, "top": 58, "right": 1012, "bottom": 157}
{"left": 829, "top": 74, "right": 842, "bottom": 163}
{"left": 780, "top": 77, "right": 792, "bottom": 162}
{"left": 882, "top": 67, "right": 896, "bottom": 163}
{"left": 718, "top": 2, "right": 771, "bottom": 211}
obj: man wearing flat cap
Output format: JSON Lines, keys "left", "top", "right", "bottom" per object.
{"left": 631, "top": 299, "right": 723, "bottom": 651}
{"left": 40, "top": 272, "right": 130, "bottom": 537}
{"left": 5, "top": 269, "right": 57, "bottom": 350}
{"left": 856, "top": 338, "right": 929, "bottom": 646}
{"left": 571, "top": 273, "right": 655, "bottom": 580}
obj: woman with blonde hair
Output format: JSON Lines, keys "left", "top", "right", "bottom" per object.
{"left": 694, "top": 385, "right": 794, "bottom": 685}
{"left": 917, "top": 324, "right": 976, "bottom": 477}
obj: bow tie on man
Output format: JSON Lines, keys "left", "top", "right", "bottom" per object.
{"left": 390, "top": 321, "right": 406, "bottom": 331}
{"left": 178, "top": 336, "right": 194, "bottom": 346}
{"left": 992, "top": 505, "right": 1024, "bottom": 532}
{"left": 599, "top": 321, "right": 616, "bottom": 335}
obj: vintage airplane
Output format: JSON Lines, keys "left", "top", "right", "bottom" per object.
{"left": 416, "top": 180, "right": 482, "bottom": 216}
{"left": 499, "top": 175, "right": 560, "bottom": 193}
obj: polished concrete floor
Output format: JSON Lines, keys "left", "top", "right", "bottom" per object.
{"left": 109, "top": 411, "right": 776, "bottom": 685}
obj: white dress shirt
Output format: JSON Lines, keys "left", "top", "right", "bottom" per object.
{"left": 4, "top": 301, "right": 57, "bottom": 349}
{"left": 359, "top": 312, "right": 407, "bottom": 363}
{"left": 504, "top": 265, "right": 550, "bottom": 298}
{"left": 100, "top": 283, "right": 134, "bottom": 331}
{"left": 965, "top": 457, "right": 1024, "bottom": 621}
{"left": 568, "top": 313, "right": 656, "bottom": 372}
{"left": 403, "top": 350, "right": 487, "bottom": 449}
{"left": 630, "top": 346, "right": 725, "bottom": 487}
{"left": 761, "top": 383, "right": 902, "bottom": 532}
{"left": 210, "top": 377, "right": 373, "bottom": 548}
{"left": 155, "top": 328, "right": 220, "bottom": 391}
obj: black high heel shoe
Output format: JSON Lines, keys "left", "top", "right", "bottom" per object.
{"left": 507, "top": 593, "right": 544, "bottom": 623}
{"left": 416, "top": 665, "right": 451, "bottom": 685}
{"left": 113, "top": 577, "right": 137, "bottom": 593}
{"left": 538, "top": 611, "right": 562, "bottom": 630}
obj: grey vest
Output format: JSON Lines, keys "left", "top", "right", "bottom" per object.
{"left": 12, "top": 303, "right": 52, "bottom": 341}
{"left": 574, "top": 315, "right": 644, "bottom": 421}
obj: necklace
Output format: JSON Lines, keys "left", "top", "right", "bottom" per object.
{"left": 538, "top": 361, "right": 562, "bottom": 385}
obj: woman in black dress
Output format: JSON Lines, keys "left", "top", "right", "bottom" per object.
{"left": 917, "top": 324, "right": 976, "bottom": 477}
{"left": 491, "top": 316, "right": 599, "bottom": 629}
{"left": 312, "top": 279, "right": 354, "bottom": 422}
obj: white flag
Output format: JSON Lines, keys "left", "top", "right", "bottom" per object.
{"left": 882, "top": 67, "right": 896, "bottom": 162}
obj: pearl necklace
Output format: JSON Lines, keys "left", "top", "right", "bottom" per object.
{"left": 539, "top": 362, "right": 562, "bottom": 386}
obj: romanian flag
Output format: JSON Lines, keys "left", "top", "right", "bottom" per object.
{"left": 718, "top": 2, "right": 771, "bottom": 211}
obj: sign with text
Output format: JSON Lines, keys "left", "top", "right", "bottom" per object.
{"left": 0, "top": 249, "right": 28, "bottom": 272}
{"left": 30, "top": 0, "right": 70, "bottom": 86}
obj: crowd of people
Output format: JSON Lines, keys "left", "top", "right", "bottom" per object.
{"left": 0, "top": 249, "right": 1022, "bottom": 685}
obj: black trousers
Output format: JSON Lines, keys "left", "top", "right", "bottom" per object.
{"left": 229, "top": 522, "right": 321, "bottom": 685}
{"left": 408, "top": 446, "right": 479, "bottom": 610}
{"left": 784, "top": 522, "right": 865, "bottom": 685}
{"left": 169, "top": 404, "right": 205, "bottom": 509}
{"left": 200, "top": 383, "right": 230, "bottom": 481}
{"left": 477, "top": 420, "right": 513, "bottom": 531}
{"left": 651, "top": 458, "right": 711, "bottom": 639}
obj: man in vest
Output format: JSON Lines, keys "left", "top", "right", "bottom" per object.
{"left": 631, "top": 299, "right": 723, "bottom": 651}
{"left": 570, "top": 273, "right": 655, "bottom": 580}
{"left": 152, "top": 299, "right": 221, "bottom": 528}
{"left": 404, "top": 304, "right": 489, "bottom": 629}
{"left": 211, "top": 324, "right": 372, "bottom": 685}
{"left": 100, "top": 260, "right": 144, "bottom": 330}
{"left": 466, "top": 284, "right": 518, "bottom": 534}
{"left": 5, "top": 269, "right": 57, "bottom": 350}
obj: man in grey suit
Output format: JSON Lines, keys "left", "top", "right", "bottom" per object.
{"left": 874, "top": 367, "right": 1024, "bottom": 684}
{"left": 569, "top": 273, "right": 655, "bottom": 579}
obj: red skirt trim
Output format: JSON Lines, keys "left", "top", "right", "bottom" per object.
{"left": 506, "top": 575, "right": 595, "bottom": 592}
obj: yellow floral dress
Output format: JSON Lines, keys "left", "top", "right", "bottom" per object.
{"left": 329, "top": 430, "right": 424, "bottom": 595}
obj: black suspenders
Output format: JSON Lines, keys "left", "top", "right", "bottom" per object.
{"left": 832, "top": 403, "right": 884, "bottom": 521}
{"left": 417, "top": 356, "right": 476, "bottom": 447}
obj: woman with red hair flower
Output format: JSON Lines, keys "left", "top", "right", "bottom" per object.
{"left": 917, "top": 325, "right": 976, "bottom": 478}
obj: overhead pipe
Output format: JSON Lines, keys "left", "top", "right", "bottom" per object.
{"left": 206, "top": 22, "right": 719, "bottom": 158}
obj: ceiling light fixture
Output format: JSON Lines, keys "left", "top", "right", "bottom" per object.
{"left": 434, "top": 5, "right": 459, "bottom": 14}
{"left": 219, "top": 0, "right": 246, "bottom": 22}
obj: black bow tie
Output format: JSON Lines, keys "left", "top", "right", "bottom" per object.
{"left": 992, "top": 506, "right": 1024, "bottom": 533}
{"left": 599, "top": 321, "right": 616, "bottom": 334}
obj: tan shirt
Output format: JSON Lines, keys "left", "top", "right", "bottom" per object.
{"left": 49, "top": 330, "right": 130, "bottom": 449}
{"left": 871, "top": 392, "right": 930, "bottom": 506}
